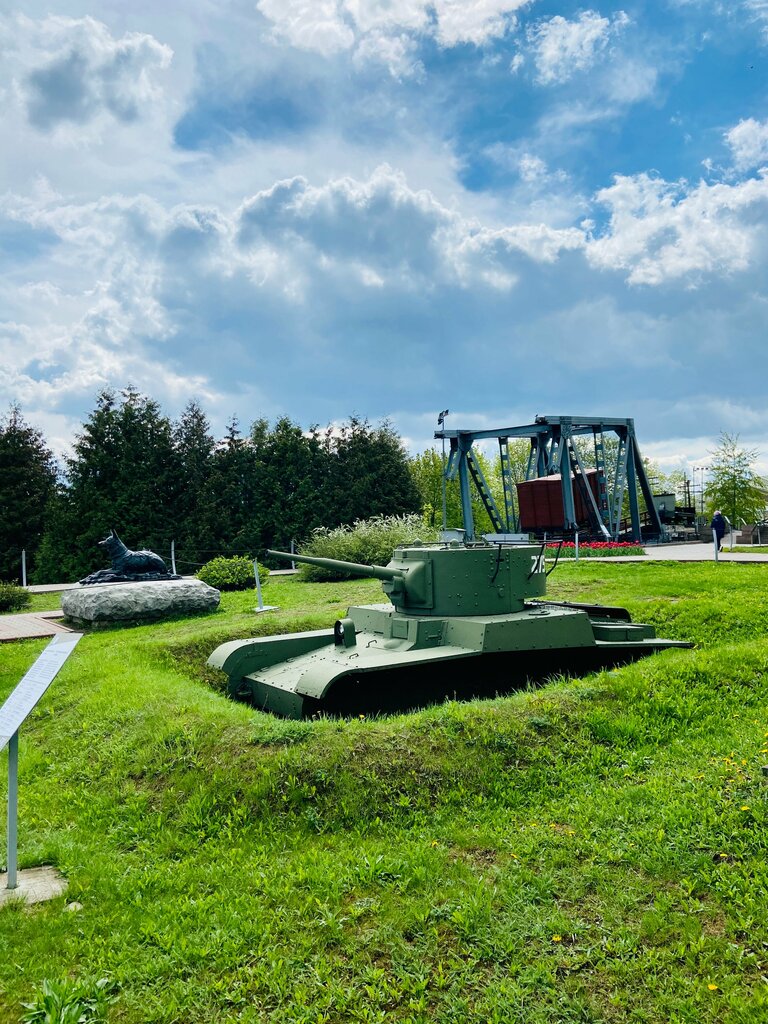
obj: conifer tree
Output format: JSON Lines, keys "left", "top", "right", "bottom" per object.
{"left": 324, "top": 417, "right": 420, "bottom": 528}
{"left": 198, "top": 418, "right": 260, "bottom": 557}
{"left": 0, "top": 405, "right": 57, "bottom": 582}
{"left": 37, "top": 388, "right": 179, "bottom": 580}
{"left": 172, "top": 400, "right": 216, "bottom": 569}
{"left": 249, "top": 417, "right": 325, "bottom": 552}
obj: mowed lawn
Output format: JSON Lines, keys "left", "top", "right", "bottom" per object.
{"left": 1, "top": 562, "right": 768, "bottom": 1023}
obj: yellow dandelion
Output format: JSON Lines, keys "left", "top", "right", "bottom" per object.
{"left": 740, "top": 805, "right": 750, "bottom": 811}
{"left": 707, "top": 983, "right": 718, "bottom": 991}
{"left": 551, "top": 935, "right": 562, "bottom": 943}
{"left": 430, "top": 840, "right": 439, "bottom": 847}
{"left": 719, "top": 853, "right": 728, "bottom": 859}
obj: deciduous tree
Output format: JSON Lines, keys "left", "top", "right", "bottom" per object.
{"left": 705, "top": 433, "right": 766, "bottom": 526}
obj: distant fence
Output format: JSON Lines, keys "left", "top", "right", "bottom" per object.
{"left": 7, "top": 540, "right": 298, "bottom": 587}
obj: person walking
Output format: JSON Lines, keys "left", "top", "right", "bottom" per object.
{"left": 711, "top": 510, "right": 727, "bottom": 552}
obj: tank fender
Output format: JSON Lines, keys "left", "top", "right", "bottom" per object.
{"left": 208, "top": 630, "right": 334, "bottom": 690}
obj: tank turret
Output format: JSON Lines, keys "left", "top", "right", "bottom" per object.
{"left": 267, "top": 544, "right": 546, "bottom": 616}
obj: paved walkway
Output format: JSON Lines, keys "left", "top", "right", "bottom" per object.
{"left": 0, "top": 610, "right": 72, "bottom": 643}
{"left": 597, "top": 542, "right": 768, "bottom": 563}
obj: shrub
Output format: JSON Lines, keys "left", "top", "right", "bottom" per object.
{"left": 297, "top": 514, "right": 439, "bottom": 581}
{"left": 196, "top": 556, "right": 269, "bottom": 591}
{"left": 0, "top": 581, "right": 31, "bottom": 612}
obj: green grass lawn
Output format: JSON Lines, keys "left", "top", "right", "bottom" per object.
{"left": 2, "top": 563, "right": 768, "bottom": 1023}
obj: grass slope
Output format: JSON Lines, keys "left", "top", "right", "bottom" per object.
{"left": 1, "top": 564, "right": 768, "bottom": 1023}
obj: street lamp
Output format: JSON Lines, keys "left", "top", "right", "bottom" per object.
{"left": 437, "top": 409, "right": 449, "bottom": 531}
{"left": 693, "top": 465, "right": 709, "bottom": 515}
{"left": 731, "top": 451, "right": 737, "bottom": 551}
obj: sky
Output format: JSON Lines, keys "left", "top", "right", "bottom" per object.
{"left": 1, "top": 1, "right": 768, "bottom": 478}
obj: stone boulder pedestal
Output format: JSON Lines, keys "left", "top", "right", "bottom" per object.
{"left": 61, "top": 579, "right": 220, "bottom": 624}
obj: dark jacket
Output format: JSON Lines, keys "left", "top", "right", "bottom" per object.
{"left": 711, "top": 513, "right": 726, "bottom": 540}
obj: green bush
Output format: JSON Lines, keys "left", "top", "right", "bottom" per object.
{"left": 0, "top": 581, "right": 31, "bottom": 612}
{"left": 297, "top": 514, "right": 439, "bottom": 581}
{"left": 196, "top": 556, "right": 268, "bottom": 591}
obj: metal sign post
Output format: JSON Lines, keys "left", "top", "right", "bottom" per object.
{"left": 6, "top": 734, "right": 18, "bottom": 888}
{"left": 253, "top": 559, "right": 278, "bottom": 614}
{"left": 2, "top": 633, "right": 83, "bottom": 890}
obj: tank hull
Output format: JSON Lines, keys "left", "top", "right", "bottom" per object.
{"left": 209, "top": 601, "right": 691, "bottom": 719}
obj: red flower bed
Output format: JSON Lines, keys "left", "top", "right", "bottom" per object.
{"left": 546, "top": 541, "right": 640, "bottom": 549}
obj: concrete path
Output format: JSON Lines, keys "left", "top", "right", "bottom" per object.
{"left": 597, "top": 542, "right": 768, "bottom": 563}
{"left": 0, "top": 611, "right": 72, "bottom": 643}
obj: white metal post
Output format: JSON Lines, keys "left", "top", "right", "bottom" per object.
{"left": 21, "top": 550, "right": 26, "bottom": 589}
{"left": 171, "top": 540, "right": 176, "bottom": 575}
{"left": 252, "top": 559, "right": 277, "bottom": 613}
{"left": 574, "top": 530, "right": 579, "bottom": 561}
{"left": 6, "top": 732, "right": 18, "bottom": 889}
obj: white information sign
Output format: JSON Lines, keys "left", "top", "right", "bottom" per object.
{"left": 0, "top": 633, "right": 83, "bottom": 750}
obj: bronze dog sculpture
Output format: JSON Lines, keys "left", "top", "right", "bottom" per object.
{"left": 80, "top": 529, "right": 181, "bottom": 585}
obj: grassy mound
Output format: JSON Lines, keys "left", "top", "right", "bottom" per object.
{"left": 1, "top": 563, "right": 768, "bottom": 1022}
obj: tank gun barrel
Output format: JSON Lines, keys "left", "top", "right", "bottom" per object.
{"left": 267, "top": 549, "right": 406, "bottom": 583}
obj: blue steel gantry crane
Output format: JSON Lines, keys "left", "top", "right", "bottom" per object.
{"left": 434, "top": 415, "right": 664, "bottom": 543}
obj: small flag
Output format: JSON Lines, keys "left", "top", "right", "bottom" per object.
{"left": 437, "top": 409, "right": 449, "bottom": 426}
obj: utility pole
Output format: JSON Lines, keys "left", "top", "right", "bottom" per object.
{"left": 438, "top": 409, "right": 449, "bottom": 531}
{"left": 694, "top": 465, "right": 709, "bottom": 515}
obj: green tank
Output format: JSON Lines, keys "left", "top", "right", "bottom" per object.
{"left": 207, "top": 541, "right": 691, "bottom": 719}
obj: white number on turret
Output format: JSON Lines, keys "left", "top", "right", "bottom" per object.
{"left": 530, "top": 554, "right": 545, "bottom": 575}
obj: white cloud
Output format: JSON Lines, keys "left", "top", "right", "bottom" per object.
{"left": 8, "top": 159, "right": 765, "bottom": 443}
{"left": 256, "top": 0, "right": 532, "bottom": 72}
{"left": 528, "top": 9, "right": 629, "bottom": 85}
{"left": 0, "top": 165, "right": 589, "bottom": 432}
{"left": 430, "top": 0, "right": 530, "bottom": 47}
{"left": 235, "top": 165, "right": 584, "bottom": 290}
{"left": 1, "top": 14, "right": 172, "bottom": 134}
{"left": 256, "top": 0, "right": 356, "bottom": 55}
{"left": 744, "top": 0, "right": 768, "bottom": 38}
{"left": 587, "top": 171, "right": 768, "bottom": 285}
{"left": 725, "top": 117, "right": 768, "bottom": 171}
{"left": 352, "top": 30, "right": 423, "bottom": 77}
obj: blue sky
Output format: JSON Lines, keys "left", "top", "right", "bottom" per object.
{"left": 2, "top": 1, "right": 768, "bottom": 475}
